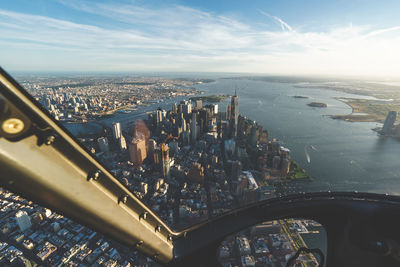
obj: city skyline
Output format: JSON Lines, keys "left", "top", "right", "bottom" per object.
{"left": 2, "top": 0, "right": 400, "bottom": 78}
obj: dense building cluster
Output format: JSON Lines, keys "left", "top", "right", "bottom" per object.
{"left": 0, "top": 188, "right": 155, "bottom": 266}
{"left": 82, "top": 93, "right": 296, "bottom": 229}
{"left": 218, "top": 219, "right": 320, "bottom": 266}
{"left": 20, "top": 76, "right": 200, "bottom": 123}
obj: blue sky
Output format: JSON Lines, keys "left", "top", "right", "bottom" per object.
{"left": 1, "top": 0, "right": 400, "bottom": 77}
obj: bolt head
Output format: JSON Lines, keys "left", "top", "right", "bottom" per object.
{"left": 2, "top": 118, "right": 24, "bottom": 134}
{"left": 121, "top": 195, "right": 128, "bottom": 204}
{"left": 93, "top": 170, "right": 101, "bottom": 180}
{"left": 139, "top": 212, "right": 148, "bottom": 220}
{"left": 88, "top": 170, "right": 101, "bottom": 181}
{"left": 45, "top": 135, "right": 56, "bottom": 145}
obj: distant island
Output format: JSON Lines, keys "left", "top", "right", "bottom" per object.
{"left": 176, "top": 78, "right": 215, "bottom": 84}
{"left": 307, "top": 102, "right": 327, "bottom": 108}
{"left": 190, "top": 94, "right": 229, "bottom": 103}
{"left": 293, "top": 95, "right": 309, "bottom": 99}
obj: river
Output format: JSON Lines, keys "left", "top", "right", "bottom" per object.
{"left": 64, "top": 77, "right": 400, "bottom": 196}
{"left": 196, "top": 78, "right": 400, "bottom": 196}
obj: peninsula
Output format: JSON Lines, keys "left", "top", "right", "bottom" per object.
{"left": 331, "top": 98, "right": 400, "bottom": 123}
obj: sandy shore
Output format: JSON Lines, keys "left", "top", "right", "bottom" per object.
{"left": 330, "top": 98, "right": 382, "bottom": 123}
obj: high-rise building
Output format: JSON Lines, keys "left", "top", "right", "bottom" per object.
{"left": 172, "top": 103, "right": 178, "bottom": 114}
{"left": 16, "top": 210, "right": 32, "bottom": 232}
{"left": 112, "top": 122, "right": 121, "bottom": 140}
{"left": 231, "top": 160, "right": 242, "bottom": 182}
{"left": 169, "top": 140, "right": 179, "bottom": 154}
{"left": 230, "top": 91, "right": 239, "bottom": 138}
{"left": 272, "top": 156, "right": 281, "bottom": 170}
{"left": 178, "top": 103, "right": 184, "bottom": 115}
{"left": 153, "top": 147, "right": 162, "bottom": 166}
{"left": 181, "top": 117, "right": 187, "bottom": 132}
{"left": 161, "top": 144, "right": 170, "bottom": 178}
{"left": 249, "top": 127, "right": 258, "bottom": 147}
{"left": 129, "top": 137, "right": 147, "bottom": 167}
{"left": 181, "top": 131, "right": 190, "bottom": 145}
{"left": 183, "top": 101, "right": 192, "bottom": 118}
{"left": 148, "top": 139, "right": 157, "bottom": 153}
{"left": 199, "top": 109, "right": 208, "bottom": 134}
{"left": 45, "top": 98, "right": 51, "bottom": 108}
{"left": 97, "top": 137, "right": 109, "bottom": 152}
{"left": 161, "top": 143, "right": 169, "bottom": 162}
{"left": 271, "top": 139, "right": 281, "bottom": 156}
{"left": 156, "top": 109, "right": 164, "bottom": 125}
{"left": 195, "top": 99, "right": 202, "bottom": 109}
{"left": 281, "top": 158, "right": 290, "bottom": 177}
{"left": 212, "top": 104, "right": 218, "bottom": 115}
{"left": 191, "top": 112, "right": 198, "bottom": 143}
{"left": 132, "top": 120, "right": 150, "bottom": 152}
{"left": 226, "top": 105, "right": 231, "bottom": 121}
{"left": 119, "top": 135, "right": 127, "bottom": 150}
{"left": 224, "top": 139, "right": 236, "bottom": 159}
{"left": 382, "top": 111, "right": 397, "bottom": 135}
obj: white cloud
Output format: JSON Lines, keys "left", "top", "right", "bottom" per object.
{"left": 258, "top": 10, "right": 293, "bottom": 32}
{"left": 1, "top": 2, "right": 400, "bottom": 77}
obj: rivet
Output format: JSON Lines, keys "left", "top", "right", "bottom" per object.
{"left": 139, "top": 212, "right": 148, "bottom": 220}
{"left": 2, "top": 118, "right": 24, "bottom": 134}
{"left": 167, "top": 235, "right": 173, "bottom": 241}
{"left": 155, "top": 225, "right": 161, "bottom": 232}
{"left": 88, "top": 170, "right": 101, "bottom": 181}
{"left": 135, "top": 241, "right": 143, "bottom": 247}
{"left": 119, "top": 194, "right": 129, "bottom": 204}
{"left": 45, "top": 135, "right": 56, "bottom": 145}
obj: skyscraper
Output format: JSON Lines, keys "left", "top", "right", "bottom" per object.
{"left": 213, "top": 104, "right": 218, "bottom": 115}
{"left": 132, "top": 120, "right": 150, "bottom": 152}
{"left": 272, "top": 156, "right": 281, "bottom": 170}
{"left": 156, "top": 109, "right": 164, "bottom": 125}
{"left": 161, "top": 144, "right": 170, "bottom": 178}
{"left": 191, "top": 111, "right": 198, "bottom": 143}
{"left": 183, "top": 101, "right": 192, "bottom": 118}
{"left": 112, "top": 122, "right": 121, "bottom": 140}
{"left": 224, "top": 139, "right": 236, "bottom": 159}
{"left": 226, "top": 105, "right": 231, "bottom": 121}
{"left": 195, "top": 99, "right": 202, "bottom": 109}
{"left": 382, "top": 111, "right": 397, "bottom": 135}
{"left": 129, "top": 137, "right": 147, "bottom": 167}
{"left": 16, "top": 210, "right": 32, "bottom": 232}
{"left": 231, "top": 160, "right": 242, "bottom": 182}
{"left": 119, "top": 135, "right": 127, "bottom": 150}
{"left": 199, "top": 109, "right": 208, "bottom": 134}
{"left": 230, "top": 91, "right": 238, "bottom": 138}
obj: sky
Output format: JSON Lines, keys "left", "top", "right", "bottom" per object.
{"left": 1, "top": 0, "right": 400, "bottom": 77}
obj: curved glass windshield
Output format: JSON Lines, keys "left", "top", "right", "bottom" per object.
{"left": 2, "top": 0, "right": 400, "bottom": 264}
{"left": 12, "top": 73, "right": 400, "bottom": 229}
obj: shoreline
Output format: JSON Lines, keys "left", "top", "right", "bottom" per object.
{"left": 329, "top": 97, "right": 383, "bottom": 123}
